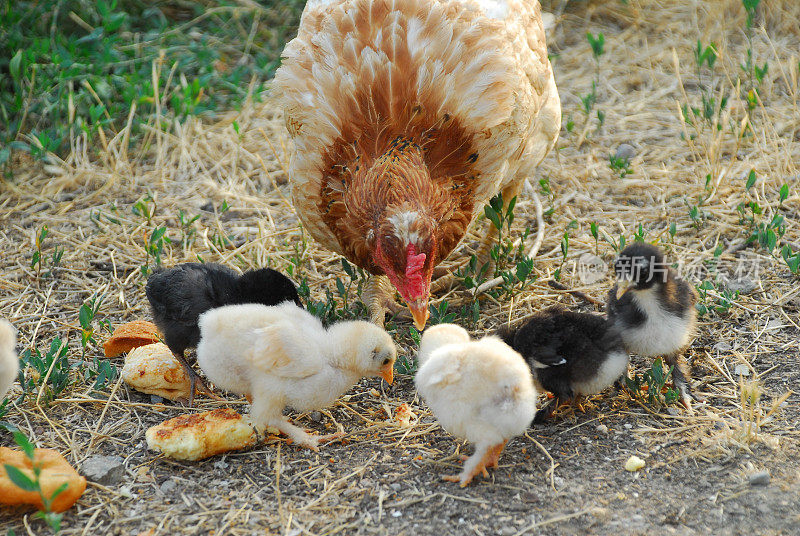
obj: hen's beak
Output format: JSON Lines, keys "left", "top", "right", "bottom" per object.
{"left": 408, "top": 299, "right": 430, "bottom": 331}
{"left": 615, "top": 279, "right": 634, "bottom": 300}
{"left": 379, "top": 362, "right": 394, "bottom": 385}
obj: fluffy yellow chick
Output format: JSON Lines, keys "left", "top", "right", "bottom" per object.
{"left": 196, "top": 303, "right": 396, "bottom": 450}
{"left": 0, "top": 319, "right": 18, "bottom": 400}
{"left": 415, "top": 324, "right": 536, "bottom": 487}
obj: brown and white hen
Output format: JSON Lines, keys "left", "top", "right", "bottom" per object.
{"left": 274, "top": 0, "right": 560, "bottom": 329}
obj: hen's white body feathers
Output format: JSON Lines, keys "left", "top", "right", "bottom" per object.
{"left": 0, "top": 319, "right": 17, "bottom": 401}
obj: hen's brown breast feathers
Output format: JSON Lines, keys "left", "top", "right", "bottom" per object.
{"left": 274, "top": 0, "right": 560, "bottom": 265}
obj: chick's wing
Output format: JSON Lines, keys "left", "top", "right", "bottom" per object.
{"left": 245, "top": 323, "right": 323, "bottom": 379}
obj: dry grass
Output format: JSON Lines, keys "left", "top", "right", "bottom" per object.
{"left": 1, "top": 0, "right": 799, "bottom": 534}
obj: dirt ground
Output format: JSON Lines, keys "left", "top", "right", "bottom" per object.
{"left": 1, "top": 0, "right": 799, "bottom": 534}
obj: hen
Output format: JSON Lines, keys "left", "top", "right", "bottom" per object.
{"left": 274, "top": 0, "right": 560, "bottom": 329}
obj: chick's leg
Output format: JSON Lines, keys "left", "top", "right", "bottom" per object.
{"left": 664, "top": 353, "right": 696, "bottom": 413}
{"left": 249, "top": 390, "right": 343, "bottom": 450}
{"left": 172, "top": 351, "right": 224, "bottom": 407}
{"left": 443, "top": 441, "right": 501, "bottom": 487}
{"left": 364, "top": 276, "right": 402, "bottom": 327}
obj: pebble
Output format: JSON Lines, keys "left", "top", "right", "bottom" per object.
{"left": 160, "top": 478, "right": 178, "bottom": 495}
{"left": 150, "top": 395, "right": 164, "bottom": 404}
{"left": 596, "top": 424, "right": 609, "bottom": 434}
{"left": 734, "top": 364, "right": 751, "bottom": 376}
{"left": 724, "top": 277, "right": 757, "bottom": 294}
{"left": 614, "top": 143, "right": 637, "bottom": 161}
{"left": 625, "top": 455, "right": 646, "bottom": 472}
{"left": 667, "top": 407, "right": 680, "bottom": 416}
{"left": 213, "top": 459, "right": 229, "bottom": 470}
{"left": 309, "top": 411, "right": 323, "bottom": 423}
{"left": 499, "top": 526, "right": 516, "bottom": 536}
{"left": 82, "top": 455, "right": 126, "bottom": 485}
{"left": 748, "top": 470, "right": 770, "bottom": 486}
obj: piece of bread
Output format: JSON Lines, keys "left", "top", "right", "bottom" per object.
{"left": 146, "top": 409, "right": 258, "bottom": 461}
{"left": 395, "top": 403, "right": 415, "bottom": 428}
{"left": 103, "top": 320, "right": 161, "bottom": 357}
{"left": 121, "top": 342, "right": 191, "bottom": 400}
{"left": 0, "top": 447, "right": 86, "bottom": 512}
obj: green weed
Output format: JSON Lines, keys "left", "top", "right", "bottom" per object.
{"left": 625, "top": 358, "right": 680, "bottom": 408}
{"left": 17, "top": 338, "right": 70, "bottom": 403}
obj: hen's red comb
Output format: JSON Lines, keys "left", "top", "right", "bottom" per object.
{"left": 405, "top": 244, "right": 427, "bottom": 297}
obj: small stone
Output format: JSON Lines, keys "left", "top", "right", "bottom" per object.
{"left": 596, "top": 424, "right": 609, "bottom": 434}
{"left": 713, "top": 341, "right": 732, "bottom": 352}
{"left": 213, "top": 459, "right": 229, "bottom": 470}
{"left": 624, "top": 423, "right": 632, "bottom": 429}
{"left": 625, "top": 455, "right": 646, "bottom": 472}
{"left": 725, "top": 277, "right": 757, "bottom": 294}
{"left": 499, "top": 526, "right": 515, "bottom": 536}
{"left": 667, "top": 407, "right": 680, "bottom": 416}
{"left": 159, "top": 478, "right": 178, "bottom": 495}
{"left": 748, "top": 470, "right": 770, "bottom": 486}
{"left": 150, "top": 395, "right": 164, "bottom": 404}
{"left": 734, "top": 364, "right": 751, "bottom": 376}
{"left": 82, "top": 455, "right": 126, "bottom": 485}
{"left": 614, "top": 143, "right": 637, "bottom": 161}
{"left": 309, "top": 411, "right": 323, "bottom": 423}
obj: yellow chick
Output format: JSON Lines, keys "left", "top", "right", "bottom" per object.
{"left": 0, "top": 319, "right": 18, "bottom": 400}
{"left": 415, "top": 324, "right": 537, "bottom": 487}
{"left": 196, "top": 303, "right": 396, "bottom": 450}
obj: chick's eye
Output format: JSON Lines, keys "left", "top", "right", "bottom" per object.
{"left": 382, "top": 358, "right": 390, "bottom": 366}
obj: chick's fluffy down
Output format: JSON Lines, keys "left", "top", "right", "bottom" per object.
{"left": 415, "top": 335, "right": 536, "bottom": 445}
{"left": 0, "top": 319, "right": 18, "bottom": 400}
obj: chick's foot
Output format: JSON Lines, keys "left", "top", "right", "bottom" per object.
{"left": 443, "top": 443, "right": 499, "bottom": 487}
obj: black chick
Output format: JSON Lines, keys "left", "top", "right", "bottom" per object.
{"left": 606, "top": 243, "right": 698, "bottom": 410}
{"left": 145, "top": 263, "right": 302, "bottom": 405}
{"left": 500, "top": 306, "right": 629, "bottom": 423}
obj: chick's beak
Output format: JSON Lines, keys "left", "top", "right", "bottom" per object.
{"left": 379, "top": 362, "right": 394, "bottom": 385}
{"left": 408, "top": 298, "right": 430, "bottom": 331}
{"left": 615, "top": 279, "right": 634, "bottom": 299}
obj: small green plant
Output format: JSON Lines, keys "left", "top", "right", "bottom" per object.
{"left": 459, "top": 193, "right": 538, "bottom": 297}
{"left": 77, "top": 295, "right": 117, "bottom": 391}
{"left": 2, "top": 429, "right": 65, "bottom": 533}
{"left": 781, "top": 245, "right": 800, "bottom": 275}
{"left": 31, "top": 226, "right": 49, "bottom": 278}
{"left": 428, "top": 300, "right": 456, "bottom": 325}
{"left": 141, "top": 225, "right": 170, "bottom": 276}
{"left": 589, "top": 222, "right": 600, "bottom": 254}
{"left": 395, "top": 327, "right": 421, "bottom": 375}
{"left": 625, "top": 358, "right": 680, "bottom": 408}
{"left": 608, "top": 153, "right": 632, "bottom": 178}
{"left": 579, "top": 32, "right": 605, "bottom": 130}
{"left": 539, "top": 176, "right": 556, "bottom": 218}
{"left": 17, "top": 338, "right": 70, "bottom": 403}
{"left": 177, "top": 210, "right": 201, "bottom": 249}
{"left": 300, "top": 259, "right": 367, "bottom": 324}
{"left": 696, "top": 280, "right": 740, "bottom": 317}
{"left": 553, "top": 220, "right": 578, "bottom": 281}
{"left": 132, "top": 195, "right": 156, "bottom": 225}
{"left": 740, "top": 0, "right": 768, "bottom": 111}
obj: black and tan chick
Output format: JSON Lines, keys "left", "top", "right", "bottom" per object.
{"left": 145, "top": 263, "right": 302, "bottom": 405}
{"left": 500, "top": 306, "right": 628, "bottom": 423}
{"left": 606, "top": 243, "right": 698, "bottom": 410}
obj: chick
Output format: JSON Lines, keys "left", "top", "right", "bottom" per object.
{"left": 145, "top": 263, "right": 301, "bottom": 405}
{"left": 499, "top": 306, "right": 629, "bottom": 423}
{"left": 415, "top": 324, "right": 536, "bottom": 487}
{"left": 0, "top": 319, "right": 18, "bottom": 401}
{"left": 606, "top": 243, "right": 698, "bottom": 410}
{"left": 196, "top": 302, "right": 396, "bottom": 450}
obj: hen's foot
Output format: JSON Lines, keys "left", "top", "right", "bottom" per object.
{"left": 364, "top": 276, "right": 403, "bottom": 327}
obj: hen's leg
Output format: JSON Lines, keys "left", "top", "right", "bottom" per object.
{"left": 363, "top": 275, "right": 402, "bottom": 327}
